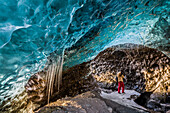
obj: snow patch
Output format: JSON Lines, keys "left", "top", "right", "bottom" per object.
{"left": 101, "top": 90, "right": 148, "bottom": 112}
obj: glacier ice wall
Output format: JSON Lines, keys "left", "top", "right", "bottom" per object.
{"left": 0, "top": 0, "right": 169, "bottom": 102}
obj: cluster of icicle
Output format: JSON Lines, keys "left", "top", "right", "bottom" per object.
{"left": 45, "top": 55, "right": 64, "bottom": 104}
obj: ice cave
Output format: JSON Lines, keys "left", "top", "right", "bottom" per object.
{"left": 0, "top": 0, "right": 169, "bottom": 112}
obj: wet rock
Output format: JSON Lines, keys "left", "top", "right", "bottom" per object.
{"left": 146, "top": 100, "right": 162, "bottom": 111}
{"left": 134, "top": 92, "right": 152, "bottom": 107}
{"left": 25, "top": 73, "right": 47, "bottom": 103}
{"left": 130, "top": 94, "right": 139, "bottom": 100}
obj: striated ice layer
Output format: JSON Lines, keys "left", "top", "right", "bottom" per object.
{"left": 0, "top": 0, "right": 169, "bottom": 102}
{"left": 64, "top": 0, "right": 170, "bottom": 68}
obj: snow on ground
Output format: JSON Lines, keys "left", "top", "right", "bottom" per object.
{"left": 100, "top": 90, "right": 148, "bottom": 112}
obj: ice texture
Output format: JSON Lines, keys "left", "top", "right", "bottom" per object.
{"left": 0, "top": 0, "right": 169, "bottom": 102}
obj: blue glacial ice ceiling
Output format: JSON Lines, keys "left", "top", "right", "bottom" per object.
{"left": 0, "top": 0, "right": 169, "bottom": 102}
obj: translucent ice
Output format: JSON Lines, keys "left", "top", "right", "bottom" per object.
{"left": 0, "top": 0, "right": 169, "bottom": 102}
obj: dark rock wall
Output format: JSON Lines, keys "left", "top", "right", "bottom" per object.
{"left": 90, "top": 44, "right": 169, "bottom": 93}
{"left": 24, "top": 62, "right": 97, "bottom": 110}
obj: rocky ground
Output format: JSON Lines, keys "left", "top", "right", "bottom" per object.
{"left": 0, "top": 43, "right": 169, "bottom": 113}
{"left": 35, "top": 91, "right": 147, "bottom": 113}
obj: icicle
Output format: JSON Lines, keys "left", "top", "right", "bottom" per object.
{"left": 47, "top": 64, "right": 53, "bottom": 104}
{"left": 46, "top": 49, "right": 65, "bottom": 104}
{"left": 58, "top": 52, "right": 64, "bottom": 90}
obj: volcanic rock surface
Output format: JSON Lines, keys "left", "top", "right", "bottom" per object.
{"left": 90, "top": 44, "right": 169, "bottom": 93}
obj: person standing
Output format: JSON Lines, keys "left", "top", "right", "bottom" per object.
{"left": 117, "top": 71, "right": 125, "bottom": 94}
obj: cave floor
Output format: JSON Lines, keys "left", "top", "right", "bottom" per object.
{"left": 36, "top": 90, "right": 149, "bottom": 113}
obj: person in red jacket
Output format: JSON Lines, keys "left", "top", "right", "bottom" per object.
{"left": 117, "top": 71, "right": 125, "bottom": 94}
